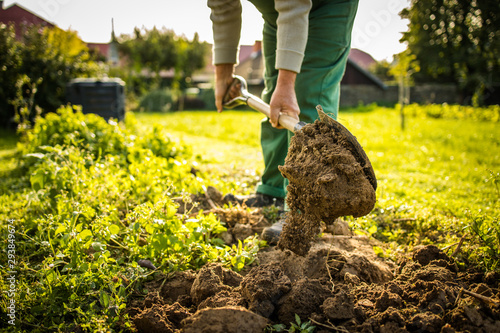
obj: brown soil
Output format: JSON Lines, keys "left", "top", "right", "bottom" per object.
{"left": 127, "top": 214, "right": 500, "bottom": 333}
{"left": 126, "top": 188, "right": 500, "bottom": 332}
{"left": 278, "top": 117, "right": 377, "bottom": 256}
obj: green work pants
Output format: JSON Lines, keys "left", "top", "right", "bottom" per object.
{"left": 249, "top": 0, "right": 359, "bottom": 198}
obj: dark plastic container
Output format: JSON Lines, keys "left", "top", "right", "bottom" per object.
{"left": 66, "top": 78, "right": 125, "bottom": 121}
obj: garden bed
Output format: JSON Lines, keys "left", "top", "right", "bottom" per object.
{"left": 127, "top": 200, "right": 500, "bottom": 332}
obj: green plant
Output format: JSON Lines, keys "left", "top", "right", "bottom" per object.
{"left": 466, "top": 210, "right": 500, "bottom": 270}
{"left": 199, "top": 88, "right": 216, "bottom": 110}
{"left": 269, "top": 314, "right": 316, "bottom": 333}
{"left": 0, "top": 107, "right": 267, "bottom": 331}
{"left": 11, "top": 75, "right": 43, "bottom": 139}
{"left": 22, "top": 104, "right": 129, "bottom": 162}
{"left": 2, "top": 104, "right": 500, "bottom": 331}
{"left": 488, "top": 170, "right": 500, "bottom": 199}
{"left": 224, "top": 236, "right": 264, "bottom": 271}
{"left": 0, "top": 23, "right": 21, "bottom": 128}
{"left": 139, "top": 88, "right": 175, "bottom": 112}
{"left": 0, "top": 23, "right": 103, "bottom": 127}
{"left": 404, "top": 103, "right": 500, "bottom": 122}
{"left": 262, "top": 205, "right": 281, "bottom": 224}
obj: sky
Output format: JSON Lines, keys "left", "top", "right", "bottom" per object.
{"left": 3, "top": 0, "right": 411, "bottom": 61}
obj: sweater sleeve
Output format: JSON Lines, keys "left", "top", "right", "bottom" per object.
{"left": 207, "top": 0, "right": 242, "bottom": 65}
{"left": 275, "top": 0, "right": 312, "bottom": 73}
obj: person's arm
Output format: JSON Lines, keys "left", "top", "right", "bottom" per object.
{"left": 207, "top": 0, "right": 242, "bottom": 112}
{"left": 214, "top": 63, "right": 235, "bottom": 112}
{"left": 269, "top": 0, "right": 312, "bottom": 128}
{"left": 275, "top": 0, "right": 312, "bottom": 73}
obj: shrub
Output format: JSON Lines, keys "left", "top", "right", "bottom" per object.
{"left": 23, "top": 105, "right": 128, "bottom": 161}
{"left": 139, "top": 88, "right": 174, "bottom": 112}
{"left": 404, "top": 103, "right": 500, "bottom": 122}
{"left": 0, "top": 24, "right": 103, "bottom": 128}
{"left": 0, "top": 106, "right": 265, "bottom": 331}
{"left": 0, "top": 24, "right": 21, "bottom": 127}
{"left": 199, "top": 88, "right": 216, "bottom": 110}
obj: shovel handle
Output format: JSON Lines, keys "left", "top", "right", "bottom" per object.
{"left": 246, "top": 95, "right": 305, "bottom": 132}
{"left": 223, "top": 75, "right": 306, "bottom": 132}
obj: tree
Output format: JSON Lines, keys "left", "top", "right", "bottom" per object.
{"left": 119, "top": 27, "right": 178, "bottom": 88}
{"left": 175, "top": 33, "right": 209, "bottom": 110}
{"left": 118, "top": 28, "right": 208, "bottom": 92}
{"left": 369, "top": 60, "right": 395, "bottom": 84}
{"left": 0, "top": 24, "right": 21, "bottom": 126}
{"left": 400, "top": 0, "right": 500, "bottom": 105}
{"left": 20, "top": 26, "right": 103, "bottom": 112}
{"left": 177, "top": 33, "right": 207, "bottom": 83}
{"left": 389, "top": 49, "right": 420, "bottom": 130}
{"left": 117, "top": 28, "right": 209, "bottom": 111}
{"left": 0, "top": 24, "right": 102, "bottom": 128}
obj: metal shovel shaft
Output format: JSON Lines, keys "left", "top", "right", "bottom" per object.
{"left": 223, "top": 75, "right": 306, "bottom": 133}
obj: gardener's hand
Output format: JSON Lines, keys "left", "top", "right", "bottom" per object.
{"left": 269, "top": 69, "right": 300, "bottom": 128}
{"left": 214, "top": 64, "right": 235, "bottom": 112}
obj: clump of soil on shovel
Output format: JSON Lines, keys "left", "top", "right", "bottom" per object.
{"left": 278, "top": 108, "right": 377, "bottom": 255}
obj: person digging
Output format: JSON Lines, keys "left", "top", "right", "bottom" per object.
{"left": 208, "top": 0, "right": 376, "bottom": 252}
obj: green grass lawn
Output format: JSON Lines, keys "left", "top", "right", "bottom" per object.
{"left": 135, "top": 107, "right": 500, "bottom": 264}
{"left": 133, "top": 110, "right": 265, "bottom": 195}
{"left": 134, "top": 108, "right": 500, "bottom": 212}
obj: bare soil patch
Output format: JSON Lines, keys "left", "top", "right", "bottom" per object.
{"left": 126, "top": 207, "right": 500, "bottom": 332}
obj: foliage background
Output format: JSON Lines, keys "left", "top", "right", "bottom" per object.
{"left": 400, "top": 0, "right": 500, "bottom": 105}
{"left": 0, "top": 24, "right": 103, "bottom": 128}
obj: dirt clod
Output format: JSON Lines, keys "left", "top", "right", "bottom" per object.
{"left": 181, "top": 306, "right": 268, "bottom": 333}
{"left": 322, "top": 290, "right": 356, "bottom": 320}
{"left": 133, "top": 302, "right": 190, "bottom": 333}
{"left": 190, "top": 263, "right": 242, "bottom": 306}
{"left": 127, "top": 239, "right": 500, "bottom": 333}
{"left": 160, "top": 270, "right": 196, "bottom": 306}
{"left": 198, "top": 289, "right": 246, "bottom": 310}
{"left": 277, "top": 278, "right": 331, "bottom": 324}
{"left": 413, "top": 244, "right": 452, "bottom": 266}
{"left": 240, "top": 263, "right": 292, "bottom": 317}
{"left": 278, "top": 115, "right": 376, "bottom": 255}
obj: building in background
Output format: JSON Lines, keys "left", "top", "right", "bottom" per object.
{"left": 0, "top": 0, "right": 118, "bottom": 65}
{"left": 230, "top": 41, "right": 388, "bottom": 106}
{"left": 0, "top": 0, "right": 54, "bottom": 38}
{"left": 1, "top": 2, "right": 458, "bottom": 106}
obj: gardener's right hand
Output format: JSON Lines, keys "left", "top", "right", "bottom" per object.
{"left": 215, "top": 64, "right": 235, "bottom": 112}
{"left": 269, "top": 69, "right": 300, "bottom": 129}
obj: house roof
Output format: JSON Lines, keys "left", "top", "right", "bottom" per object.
{"left": 0, "top": 0, "right": 55, "bottom": 37}
{"left": 234, "top": 42, "right": 386, "bottom": 89}
{"left": 239, "top": 45, "right": 254, "bottom": 64}
{"left": 344, "top": 58, "right": 387, "bottom": 90}
{"left": 87, "top": 43, "right": 110, "bottom": 57}
{"left": 348, "top": 48, "right": 377, "bottom": 70}
{"left": 0, "top": 1, "right": 115, "bottom": 60}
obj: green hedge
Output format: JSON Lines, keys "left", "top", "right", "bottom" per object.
{"left": 404, "top": 103, "right": 500, "bottom": 122}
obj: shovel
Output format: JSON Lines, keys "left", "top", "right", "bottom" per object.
{"left": 223, "top": 75, "right": 307, "bottom": 133}
{"left": 222, "top": 75, "right": 377, "bottom": 191}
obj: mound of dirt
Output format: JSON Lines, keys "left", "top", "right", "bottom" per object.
{"left": 278, "top": 114, "right": 376, "bottom": 256}
{"left": 190, "top": 262, "right": 242, "bottom": 305}
{"left": 127, "top": 242, "right": 500, "bottom": 333}
{"left": 181, "top": 306, "right": 268, "bottom": 333}
{"left": 133, "top": 302, "right": 191, "bottom": 333}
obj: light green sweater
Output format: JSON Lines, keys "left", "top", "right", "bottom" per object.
{"left": 207, "top": 0, "right": 312, "bottom": 73}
